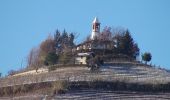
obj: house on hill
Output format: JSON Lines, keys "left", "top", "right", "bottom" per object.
{"left": 75, "top": 52, "right": 93, "bottom": 64}
{"left": 75, "top": 17, "right": 116, "bottom": 64}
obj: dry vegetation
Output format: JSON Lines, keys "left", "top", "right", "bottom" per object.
{"left": 0, "top": 81, "right": 69, "bottom": 97}
{"left": 1, "top": 80, "right": 170, "bottom": 99}
{"left": 1, "top": 62, "right": 170, "bottom": 99}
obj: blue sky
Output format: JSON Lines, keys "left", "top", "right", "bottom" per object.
{"left": 0, "top": 0, "right": 170, "bottom": 75}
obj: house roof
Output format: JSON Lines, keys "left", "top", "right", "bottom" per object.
{"left": 77, "top": 52, "right": 93, "bottom": 57}
{"left": 76, "top": 39, "right": 114, "bottom": 47}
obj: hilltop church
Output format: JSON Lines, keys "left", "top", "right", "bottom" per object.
{"left": 75, "top": 17, "right": 115, "bottom": 64}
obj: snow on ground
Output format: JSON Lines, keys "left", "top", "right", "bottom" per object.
{"left": 1, "top": 90, "right": 170, "bottom": 100}
{"left": 12, "top": 68, "right": 48, "bottom": 77}
{"left": 1, "top": 62, "right": 170, "bottom": 87}
{"left": 55, "top": 89, "right": 170, "bottom": 100}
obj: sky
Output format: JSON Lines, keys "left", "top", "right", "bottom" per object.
{"left": 0, "top": 0, "right": 170, "bottom": 76}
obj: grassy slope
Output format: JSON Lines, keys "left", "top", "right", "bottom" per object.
{"left": 1, "top": 62, "right": 170, "bottom": 99}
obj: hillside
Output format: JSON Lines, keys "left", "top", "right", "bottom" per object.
{"left": 1, "top": 62, "right": 170, "bottom": 87}
{"left": 1, "top": 62, "right": 170, "bottom": 99}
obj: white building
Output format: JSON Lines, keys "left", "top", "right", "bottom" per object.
{"left": 75, "top": 17, "right": 114, "bottom": 51}
{"left": 75, "top": 52, "right": 93, "bottom": 64}
{"left": 74, "top": 17, "right": 115, "bottom": 65}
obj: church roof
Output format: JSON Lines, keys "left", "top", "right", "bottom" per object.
{"left": 93, "top": 17, "right": 100, "bottom": 23}
{"left": 76, "top": 39, "right": 113, "bottom": 47}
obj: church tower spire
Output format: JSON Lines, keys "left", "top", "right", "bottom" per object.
{"left": 91, "top": 17, "right": 100, "bottom": 40}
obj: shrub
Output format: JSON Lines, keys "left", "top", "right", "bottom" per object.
{"left": 45, "top": 52, "right": 58, "bottom": 65}
{"left": 52, "top": 81, "right": 68, "bottom": 95}
{"left": 48, "top": 65, "right": 57, "bottom": 71}
{"left": 142, "top": 52, "right": 152, "bottom": 64}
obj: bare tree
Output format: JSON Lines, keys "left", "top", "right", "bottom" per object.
{"left": 27, "top": 47, "right": 41, "bottom": 69}
{"left": 99, "top": 26, "right": 112, "bottom": 41}
{"left": 112, "top": 27, "right": 127, "bottom": 36}
{"left": 8, "top": 69, "right": 17, "bottom": 76}
{"left": 40, "top": 35, "right": 56, "bottom": 55}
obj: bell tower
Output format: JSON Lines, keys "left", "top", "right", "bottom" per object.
{"left": 91, "top": 17, "right": 100, "bottom": 40}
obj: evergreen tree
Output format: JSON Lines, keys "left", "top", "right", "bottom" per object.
{"left": 114, "top": 30, "right": 139, "bottom": 59}
{"left": 62, "top": 29, "right": 68, "bottom": 43}
{"left": 132, "top": 43, "right": 140, "bottom": 58}
{"left": 54, "top": 29, "right": 76, "bottom": 54}
{"left": 69, "top": 33, "right": 75, "bottom": 47}
{"left": 54, "top": 29, "right": 61, "bottom": 46}
{"left": 45, "top": 52, "right": 58, "bottom": 65}
{"left": 122, "top": 30, "right": 134, "bottom": 56}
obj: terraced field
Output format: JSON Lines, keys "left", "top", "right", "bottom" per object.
{"left": 1, "top": 62, "right": 170, "bottom": 99}
{"left": 55, "top": 89, "right": 170, "bottom": 100}
{"left": 1, "top": 90, "right": 170, "bottom": 100}
{"left": 1, "top": 62, "right": 170, "bottom": 87}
